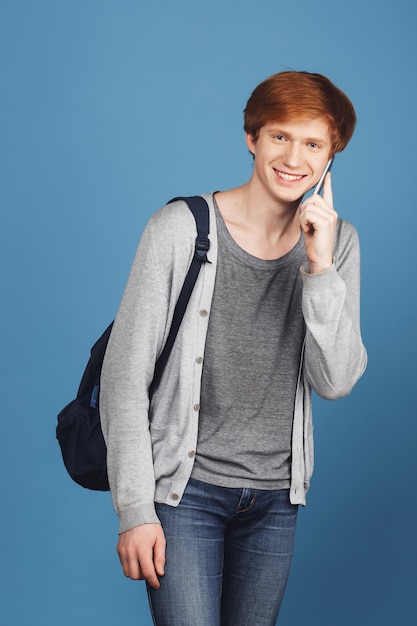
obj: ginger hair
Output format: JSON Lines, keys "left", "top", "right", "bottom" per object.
{"left": 244, "top": 71, "right": 356, "bottom": 154}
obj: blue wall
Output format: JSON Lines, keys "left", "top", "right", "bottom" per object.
{"left": 1, "top": 1, "right": 416, "bottom": 624}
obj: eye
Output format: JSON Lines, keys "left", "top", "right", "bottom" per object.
{"left": 274, "top": 134, "right": 287, "bottom": 142}
{"left": 308, "top": 141, "right": 323, "bottom": 150}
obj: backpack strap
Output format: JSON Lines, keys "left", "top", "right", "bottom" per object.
{"left": 150, "top": 195, "right": 210, "bottom": 395}
{"left": 169, "top": 195, "right": 210, "bottom": 263}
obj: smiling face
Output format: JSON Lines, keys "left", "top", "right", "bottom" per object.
{"left": 246, "top": 117, "right": 332, "bottom": 205}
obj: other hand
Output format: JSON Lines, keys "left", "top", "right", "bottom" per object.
{"left": 117, "top": 523, "right": 166, "bottom": 589}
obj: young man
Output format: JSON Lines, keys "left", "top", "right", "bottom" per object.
{"left": 100, "top": 71, "right": 367, "bottom": 625}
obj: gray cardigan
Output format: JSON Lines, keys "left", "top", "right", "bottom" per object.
{"left": 100, "top": 193, "right": 367, "bottom": 534}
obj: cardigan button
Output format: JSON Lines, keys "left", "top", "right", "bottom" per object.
{"left": 199, "top": 309, "right": 208, "bottom": 317}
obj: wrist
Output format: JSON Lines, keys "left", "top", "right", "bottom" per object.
{"left": 307, "top": 259, "right": 334, "bottom": 274}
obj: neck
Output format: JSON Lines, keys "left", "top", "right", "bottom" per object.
{"left": 214, "top": 182, "right": 302, "bottom": 260}
{"left": 246, "top": 180, "right": 300, "bottom": 231}
{"left": 218, "top": 180, "right": 301, "bottom": 237}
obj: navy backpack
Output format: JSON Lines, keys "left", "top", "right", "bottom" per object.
{"left": 56, "top": 196, "right": 210, "bottom": 490}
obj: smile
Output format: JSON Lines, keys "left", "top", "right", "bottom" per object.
{"left": 274, "top": 169, "right": 305, "bottom": 182}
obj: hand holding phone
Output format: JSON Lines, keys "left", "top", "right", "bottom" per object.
{"left": 299, "top": 157, "right": 336, "bottom": 273}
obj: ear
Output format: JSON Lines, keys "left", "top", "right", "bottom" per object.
{"left": 245, "top": 133, "right": 256, "bottom": 156}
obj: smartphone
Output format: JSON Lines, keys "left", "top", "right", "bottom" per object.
{"left": 313, "top": 158, "right": 333, "bottom": 195}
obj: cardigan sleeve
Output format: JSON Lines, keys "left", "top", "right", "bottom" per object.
{"left": 300, "top": 219, "right": 367, "bottom": 400}
{"left": 100, "top": 203, "right": 196, "bottom": 532}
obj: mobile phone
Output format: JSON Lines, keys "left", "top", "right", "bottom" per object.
{"left": 313, "top": 158, "right": 333, "bottom": 195}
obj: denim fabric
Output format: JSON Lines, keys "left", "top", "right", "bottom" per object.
{"left": 147, "top": 478, "right": 298, "bottom": 626}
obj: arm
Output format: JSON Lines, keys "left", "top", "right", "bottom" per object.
{"left": 100, "top": 215, "right": 169, "bottom": 530}
{"left": 299, "top": 174, "right": 367, "bottom": 399}
{"left": 100, "top": 217, "right": 168, "bottom": 585}
{"left": 100, "top": 204, "right": 196, "bottom": 583}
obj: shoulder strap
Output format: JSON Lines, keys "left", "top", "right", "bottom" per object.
{"left": 150, "top": 196, "right": 210, "bottom": 396}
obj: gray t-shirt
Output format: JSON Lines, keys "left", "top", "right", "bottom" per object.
{"left": 191, "top": 200, "right": 307, "bottom": 489}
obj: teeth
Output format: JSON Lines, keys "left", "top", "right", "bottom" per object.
{"left": 277, "top": 171, "right": 303, "bottom": 181}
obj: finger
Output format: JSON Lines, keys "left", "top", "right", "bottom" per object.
{"left": 120, "top": 549, "right": 160, "bottom": 586}
{"left": 118, "top": 544, "right": 141, "bottom": 580}
{"left": 140, "top": 551, "right": 161, "bottom": 589}
{"left": 299, "top": 207, "right": 317, "bottom": 233}
{"left": 122, "top": 557, "right": 142, "bottom": 580}
{"left": 117, "top": 538, "right": 143, "bottom": 581}
{"left": 153, "top": 532, "right": 166, "bottom": 577}
{"left": 299, "top": 198, "right": 320, "bottom": 228}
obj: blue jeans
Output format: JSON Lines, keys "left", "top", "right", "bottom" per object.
{"left": 147, "top": 478, "right": 298, "bottom": 626}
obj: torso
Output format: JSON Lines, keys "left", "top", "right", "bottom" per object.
{"left": 191, "top": 197, "right": 307, "bottom": 489}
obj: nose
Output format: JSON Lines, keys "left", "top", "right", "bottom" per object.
{"left": 282, "top": 142, "right": 303, "bottom": 168}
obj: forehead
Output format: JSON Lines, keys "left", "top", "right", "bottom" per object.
{"left": 262, "top": 117, "right": 331, "bottom": 142}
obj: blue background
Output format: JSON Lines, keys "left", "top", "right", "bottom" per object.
{"left": 1, "top": 1, "right": 416, "bottom": 624}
